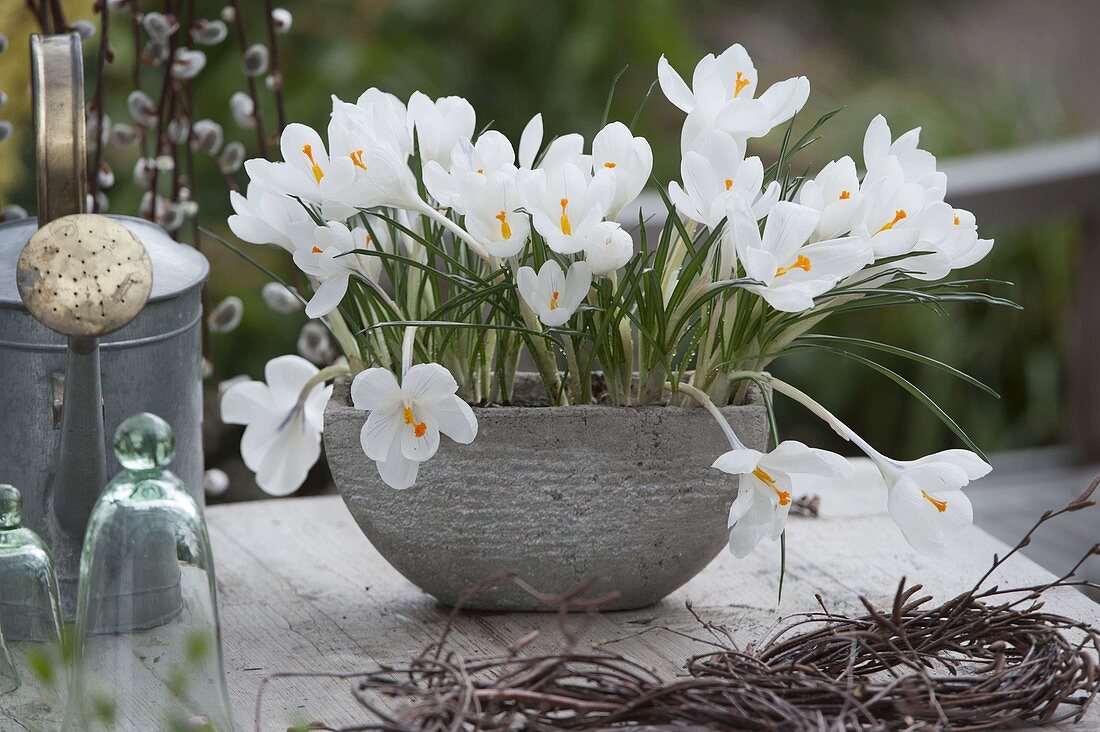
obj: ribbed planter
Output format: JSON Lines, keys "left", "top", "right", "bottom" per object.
{"left": 324, "top": 378, "right": 769, "bottom": 611}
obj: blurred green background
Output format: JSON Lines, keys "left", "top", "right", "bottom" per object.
{"left": 1, "top": 0, "right": 1097, "bottom": 474}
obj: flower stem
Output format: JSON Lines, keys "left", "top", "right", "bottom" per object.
{"left": 416, "top": 202, "right": 492, "bottom": 262}
{"left": 297, "top": 363, "right": 351, "bottom": 405}
{"left": 673, "top": 381, "right": 747, "bottom": 451}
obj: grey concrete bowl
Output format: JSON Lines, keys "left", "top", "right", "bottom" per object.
{"left": 324, "top": 378, "right": 768, "bottom": 611}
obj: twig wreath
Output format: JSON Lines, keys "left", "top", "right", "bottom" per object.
{"left": 258, "top": 480, "right": 1099, "bottom": 731}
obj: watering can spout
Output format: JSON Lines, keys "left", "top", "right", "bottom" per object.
{"left": 54, "top": 337, "right": 107, "bottom": 536}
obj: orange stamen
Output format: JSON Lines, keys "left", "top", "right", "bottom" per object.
{"left": 495, "top": 211, "right": 512, "bottom": 239}
{"left": 734, "top": 71, "right": 750, "bottom": 98}
{"left": 603, "top": 161, "right": 617, "bottom": 169}
{"left": 839, "top": 190, "right": 851, "bottom": 200}
{"left": 403, "top": 406, "right": 427, "bottom": 438}
{"left": 559, "top": 198, "right": 572, "bottom": 235}
{"left": 922, "top": 489, "right": 948, "bottom": 513}
{"left": 311, "top": 246, "right": 323, "bottom": 254}
{"left": 724, "top": 178, "right": 734, "bottom": 191}
{"left": 775, "top": 254, "right": 812, "bottom": 278}
{"left": 302, "top": 144, "right": 324, "bottom": 184}
{"left": 752, "top": 467, "right": 790, "bottom": 506}
{"left": 350, "top": 149, "right": 367, "bottom": 171}
{"left": 953, "top": 214, "right": 961, "bottom": 226}
{"left": 875, "top": 209, "right": 907, "bottom": 235}
{"left": 549, "top": 291, "right": 560, "bottom": 311}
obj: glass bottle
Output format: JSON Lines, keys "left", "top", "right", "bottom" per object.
{"left": 0, "top": 483, "right": 65, "bottom": 725}
{"left": 65, "top": 414, "right": 232, "bottom": 731}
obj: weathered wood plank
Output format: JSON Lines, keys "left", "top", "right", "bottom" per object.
{"left": 207, "top": 461, "right": 1100, "bottom": 731}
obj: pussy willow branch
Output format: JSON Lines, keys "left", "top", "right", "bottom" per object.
{"left": 225, "top": 0, "right": 268, "bottom": 155}
{"left": 261, "top": 0, "right": 287, "bottom": 133}
{"left": 88, "top": 0, "right": 111, "bottom": 212}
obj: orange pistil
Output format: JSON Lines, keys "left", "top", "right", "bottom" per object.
{"left": 752, "top": 467, "right": 790, "bottom": 506}
{"left": 495, "top": 211, "right": 512, "bottom": 239}
{"left": 403, "top": 406, "right": 428, "bottom": 439}
{"left": 724, "top": 178, "right": 734, "bottom": 191}
{"left": 350, "top": 149, "right": 367, "bottom": 171}
{"left": 839, "top": 190, "right": 851, "bottom": 200}
{"left": 476, "top": 167, "right": 485, "bottom": 174}
{"left": 734, "top": 71, "right": 750, "bottom": 98}
{"left": 311, "top": 246, "right": 323, "bottom": 254}
{"left": 302, "top": 144, "right": 324, "bottom": 183}
{"left": 875, "top": 209, "right": 907, "bottom": 235}
{"left": 548, "top": 291, "right": 560, "bottom": 311}
{"left": 954, "top": 214, "right": 961, "bottom": 226}
{"left": 603, "top": 161, "right": 617, "bottom": 169}
{"left": 922, "top": 489, "right": 948, "bottom": 513}
{"left": 775, "top": 254, "right": 812, "bottom": 278}
{"left": 559, "top": 198, "right": 572, "bottom": 235}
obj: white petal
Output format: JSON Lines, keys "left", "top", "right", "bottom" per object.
{"left": 401, "top": 414, "right": 440, "bottom": 461}
{"left": 264, "top": 355, "right": 319, "bottom": 401}
{"left": 402, "top": 363, "right": 459, "bottom": 404}
{"left": 657, "top": 55, "right": 695, "bottom": 113}
{"left": 433, "top": 395, "right": 478, "bottom": 444}
{"left": 757, "top": 77, "right": 810, "bottom": 128}
{"left": 518, "top": 113, "right": 543, "bottom": 169}
{"left": 360, "top": 405, "right": 402, "bottom": 461}
{"left": 863, "top": 114, "right": 891, "bottom": 172}
{"left": 561, "top": 261, "right": 593, "bottom": 310}
{"left": 220, "top": 380, "right": 272, "bottom": 425}
{"left": 254, "top": 413, "right": 321, "bottom": 497}
{"left": 305, "top": 274, "right": 350, "bottom": 319}
{"left": 912, "top": 450, "right": 991, "bottom": 481}
{"left": 376, "top": 436, "right": 420, "bottom": 490}
{"left": 350, "top": 367, "right": 403, "bottom": 412}
{"left": 712, "top": 448, "right": 762, "bottom": 475}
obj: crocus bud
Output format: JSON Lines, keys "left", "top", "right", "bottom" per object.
{"left": 297, "top": 322, "right": 335, "bottom": 365}
{"left": 172, "top": 48, "right": 207, "bottom": 80}
{"left": 229, "top": 91, "right": 255, "bottom": 129}
{"left": 262, "top": 282, "right": 302, "bottom": 314}
{"left": 242, "top": 44, "right": 269, "bottom": 77}
{"left": 127, "top": 89, "right": 158, "bottom": 127}
{"left": 191, "top": 119, "right": 224, "bottom": 155}
{"left": 218, "top": 141, "right": 246, "bottom": 174}
{"left": 191, "top": 18, "right": 228, "bottom": 45}
{"left": 208, "top": 296, "right": 244, "bottom": 334}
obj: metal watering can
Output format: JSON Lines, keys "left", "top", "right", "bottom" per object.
{"left": 0, "top": 34, "right": 208, "bottom": 618}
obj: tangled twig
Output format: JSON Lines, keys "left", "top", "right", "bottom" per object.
{"left": 260, "top": 479, "right": 1100, "bottom": 731}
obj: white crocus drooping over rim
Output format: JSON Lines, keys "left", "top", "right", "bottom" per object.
{"left": 714, "top": 440, "right": 853, "bottom": 558}
{"left": 458, "top": 170, "right": 530, "bottom": 258}
{"left": 351, "top": 337, "right": 478, "bottom": 490}
{"left": 227, "top": 181, "right": 317, "bottom": 253}
{"left": 730, "top": 199, "right": 873, "bottom": 312}
{"left": 422, "top": 130, "right": 518, "bottom": 212}
{"left": 591, "top": 121, "right": 653, "bottom": 219}
{"left": 659, "top": 43, "right": 809, "bottom": 150}
{"left": 406, "top": 92, "right": 477, "bottom": 171}
{"left": 517, "top": 162, "right": 614, "bottom": 254}
{"left": 516, "top": 260, "right": 592, "bottom": 327}
{"left": 292, "top": 221, "right": 385, "bottom": 319}
{"left": 581, "top": 220, "right": 634, "bottom": 276}
{"left": 221, "top": 355, "right": 332, "bottom": 496}
{"left": 668, "top": 129, "right": 778, "bottom": 229}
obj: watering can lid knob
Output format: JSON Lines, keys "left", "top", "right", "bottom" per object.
{"left": 114, "top": 413, "right": 175, "bottom": 472}
{"left": 0, "top": 484, "right": 22, "bottom": 529}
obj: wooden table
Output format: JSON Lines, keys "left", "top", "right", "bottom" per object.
{"left": 211, "top": 460, "right": 1099, "bottom": 731}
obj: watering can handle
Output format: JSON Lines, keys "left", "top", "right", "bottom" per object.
{"left": 30, "top": 33, "right": 104, "bottom": 539}
{"left": 31, "top": 33, "right": 87, "bottom": 226}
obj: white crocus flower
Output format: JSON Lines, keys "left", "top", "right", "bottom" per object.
{"left": 902, "top": 203, "right": 995, "bottom": 281}
{"left": 228, "top": 181, "right": 317, "bottom": 252}
{"left": 581, "top": 221, "right": 634, "bottom": 276}
{"left": 797, "top": 156, "right": 862, "bottom": 241}
{"left": 254, "top": 123, "right": 359, "bottom": 219}
{"left": 517, "top": 162, "right": 613, "bottom": 254}
{"left": 292, "top": 222, "right": 384, "bottom": 318}
{"left": 679, "top": 380, "right": 851, "bottom": 558}
{"left": 516, "top": 260, "right": 592, "bottom": 327}
{"left": 731, "top": 199, "right": 873, "bottom": 312}
{"left": 863, "top": 114, "right": 946, "bottom": 201}
{"left": 851, "top": 156, "right": 926, "bottom": 259}
{"left": 422, "top": 131, "right": 517, "bottom": 211}
{"left": 659, "top": 44, "right": 809, "bottom": 150}
{"left": 338, "top": 88, "right": 412, "bottom": 158}
{"left": 763, "top": 375, "right": 992, "bottom": 557}
{"left": 668, "top": 130, "right": 779, "bottom": 229}
{"left": 221, "top": 355, "right": 332, "bottom": 496}
{"left": 351, "top": 331, "right": 478, "bottom": 490}
{"left": 591, "top": 122, "right": 653, "bottom": 219}
{"left": 459, "top": 171, "right": 530, "bottom": 258}
{"left": 407, "top": 92, "right": 476, "bottom": 170}
{"left": 715, "top": 441, "right": 853, "bottom": 558}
